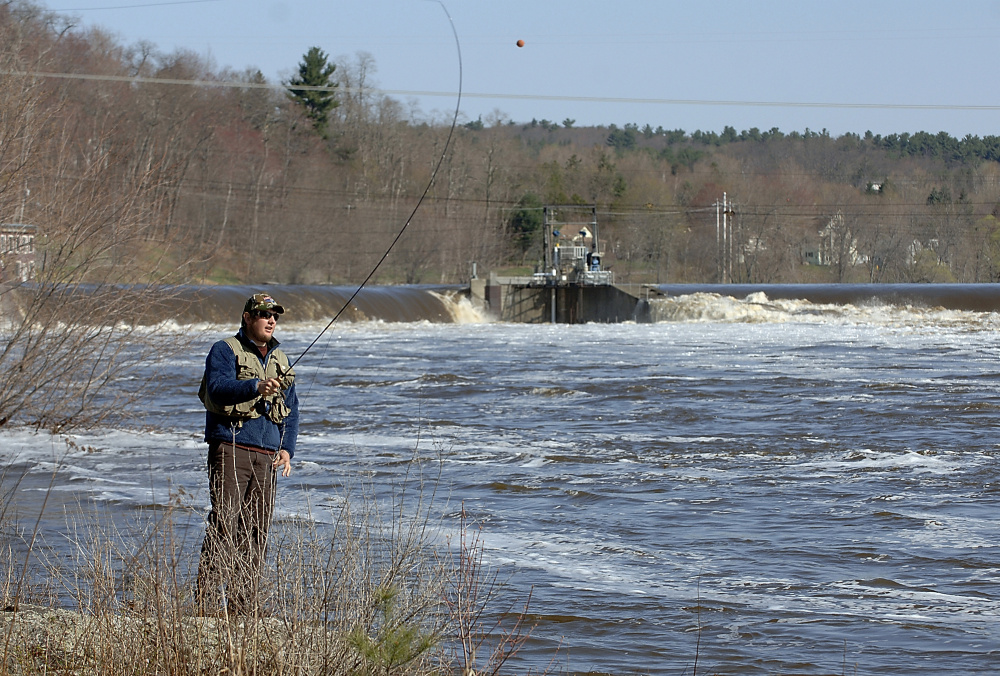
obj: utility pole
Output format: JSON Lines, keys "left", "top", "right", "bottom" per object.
{"left": 714, "top": 193, "right": 737, "bottom": 283}
{"left": 722, "top": 192, "right": 728, "bottom": 283}
{"left": 714, "top": 192, "right": 730, "bottom": 283}
{"left": 714, "top": 195, "right": 725, "bottom": 283}
{"left": 715, "top": 197, "right": 721, "bottom": 283}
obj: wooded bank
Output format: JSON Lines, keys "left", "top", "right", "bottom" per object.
{"left": 4, "top": 0, "right": 1000, "bottom": 291}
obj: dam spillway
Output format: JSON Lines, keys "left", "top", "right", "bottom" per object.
{"left": 472, "top": 275, "right": 652, "bottom": 324}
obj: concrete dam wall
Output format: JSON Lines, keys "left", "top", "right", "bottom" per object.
{"left": 475, "top": 277, "right": 653, "bottom": 324}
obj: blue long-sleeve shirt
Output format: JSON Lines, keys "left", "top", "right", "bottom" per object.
{"left": 202, "top": 329, "right": 299, "bottom": 457}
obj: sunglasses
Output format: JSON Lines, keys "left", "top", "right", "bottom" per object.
{"left": 252, "top": 310, "right": 280, "bottom": 321}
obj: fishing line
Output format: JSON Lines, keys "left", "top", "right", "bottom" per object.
{"left": 269, "top": 1, "right": 461, "bottom": 528}
{"left": 196, "top": 7, "right": 461, "bottom": 606}
{"left": 288, "top": 0, "right": 463, "bottom": 370}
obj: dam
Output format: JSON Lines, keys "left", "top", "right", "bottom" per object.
{"left": 471, "top": 275, "right": 653, "bottom": 324}
{"left": 470, "top": 205, "right": 654, "bottom": 324}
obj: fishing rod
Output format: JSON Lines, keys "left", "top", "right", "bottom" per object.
{"left": 288, "top": 0, "right": 463, "bottom": 370}
{"left": 263, "top": 2, "right": 462, "bottom": 580}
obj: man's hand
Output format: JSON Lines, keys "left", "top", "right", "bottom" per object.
{"left": 257, "top": 377, "right": 281, "bottom": 397}
{"left": 273, "top": 449, "right": 292, "bottom": 477}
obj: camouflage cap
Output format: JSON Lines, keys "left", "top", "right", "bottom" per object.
{"left": 243, "top": 292, "right": 285, "bottom": 315}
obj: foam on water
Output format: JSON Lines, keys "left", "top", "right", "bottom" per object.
{"left": 648, "top": 291, "right": 1000, "bottom": 330}
{"left": 4, "top": 297, "right": 1000, "bottom": 675}
{"left": 799, "top": 449, "right": 966, "bottom": 475}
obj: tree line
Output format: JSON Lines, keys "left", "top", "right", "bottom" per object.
{"left": 4, "top": 0, "right": 1000, "bottom": 295}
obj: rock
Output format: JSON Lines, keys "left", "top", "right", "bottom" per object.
{"left": 0, "top": 602, "right": 306, "bottom": 674}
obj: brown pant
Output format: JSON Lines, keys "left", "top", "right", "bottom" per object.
{"left": 196, "top": 441, "right": 276, "bottom": 614}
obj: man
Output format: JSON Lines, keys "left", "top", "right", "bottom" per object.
{"left": 196, "top": 292, "right": 299, "bottom": 615}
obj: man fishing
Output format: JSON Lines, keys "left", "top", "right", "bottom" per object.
{"left": 196, "top": 292, "right": 299, "bottom": 616}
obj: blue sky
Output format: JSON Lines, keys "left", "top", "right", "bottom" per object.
{"left": 47, "top": 0, "right": 1000, "bottom": 137}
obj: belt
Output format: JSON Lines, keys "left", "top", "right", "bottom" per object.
{"left": 224, "top": 442, "right": 277, "bottom": 456}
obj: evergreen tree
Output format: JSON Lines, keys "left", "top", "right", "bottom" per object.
{"left": 510, "top": 193, "right": 544, "bottom": 254}
{"left": 287, "top": 47, "right": 338, "bottom": 138}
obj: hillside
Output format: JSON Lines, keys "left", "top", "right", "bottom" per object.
{"left": 3, "top": 0, "right": 1000, "bottom": 288}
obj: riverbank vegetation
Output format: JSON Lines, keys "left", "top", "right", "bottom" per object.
{"left": 1, "top": 460, "right": 541, "bottom": 675}
{"left": 3, "top": 0, "right": 1000, "bottom": 291}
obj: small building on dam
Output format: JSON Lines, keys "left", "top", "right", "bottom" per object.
{"left": 469, "top": 206, "right": 657, "bottom": 324}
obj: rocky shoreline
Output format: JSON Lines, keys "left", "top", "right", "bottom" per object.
{"left": 1, "top": 602, "right": 300, "bottom": 674}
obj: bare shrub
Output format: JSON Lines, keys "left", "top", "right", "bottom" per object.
{"left": 0, "top": 458, "right": 545, "bottom": 676}
{"left": 0, "top": 8, "right": 197, "bottom": 431}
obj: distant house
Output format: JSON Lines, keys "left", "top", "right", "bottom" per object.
{"left": 572, "top": 226, "right": 593, "bottom": 247}
{"left": 0, "top": 223, "right": 37, "bottom": 282}
{"left": 804, "top": 212, "right": 866, "bottom": 267}
{"left": 907, "top": 238, "right": 941, "bottom": 266}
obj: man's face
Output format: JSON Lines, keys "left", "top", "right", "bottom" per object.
{"left": 244, "top": 310, "right": 278, "bottom": 343}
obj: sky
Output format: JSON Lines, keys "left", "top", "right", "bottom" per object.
{"left": 43, "top": 0, "right": 1000, "bottom": 138}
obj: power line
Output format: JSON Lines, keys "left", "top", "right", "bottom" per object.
{"left": 5, "top": 69, "right": 1000, "bottom": 113}
{"left": 40, "top": 168, "right": 1000, "bottom": 217}
{"left": 50, "top": 0, "right": 221, "bottom": 10}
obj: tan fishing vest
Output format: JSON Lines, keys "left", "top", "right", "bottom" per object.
{"left": 199, "top": 336, "right": 296, "bottom": 424}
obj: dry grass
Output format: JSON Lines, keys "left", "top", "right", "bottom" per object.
{"left": 0, "top": 457, "right": 547, "bottom": 676}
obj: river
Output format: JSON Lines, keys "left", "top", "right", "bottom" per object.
{"left": 3, "top": 284, "right": 999, "bottom": 675}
